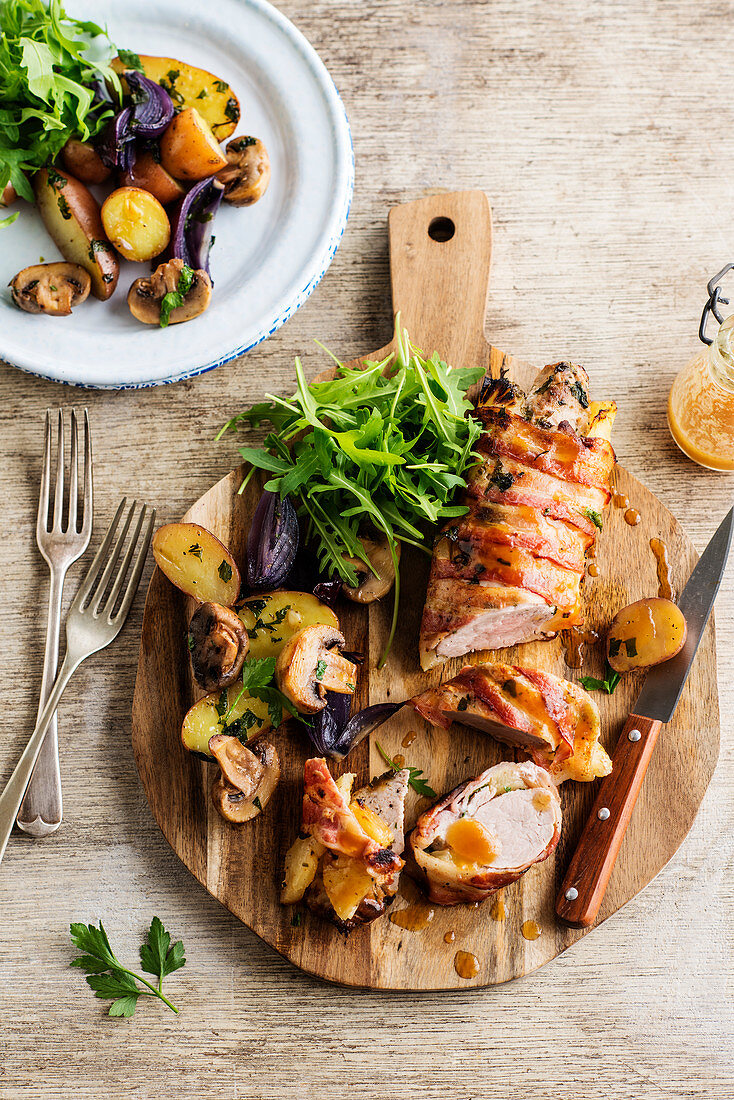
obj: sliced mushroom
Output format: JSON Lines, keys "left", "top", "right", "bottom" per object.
{"left": 1, "top": 183, "right": 16, "bottom": 206}
{"left": 275, "top": 624, "right": 358, "bottom": 715}
{"left": 188, "top": 602, "right": 249, "bottom": 692}
{"left": 216, "top": 136, "right": 270, "bottom": 206}
{"left": 127, "top": 257, "right": 212, "bottom": 325}
{"left": 10, "top": 262, "right": 91, "bottom": 316}
{"left": 209, "top": 735, "right": 280, "bottom": 823}
{"left": 341, "top": 534, "right": 400, "bottom": 603}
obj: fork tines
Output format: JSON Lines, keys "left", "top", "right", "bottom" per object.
{"left": 73, "top": 499, "right": 156, "bottom": 625}
{"left": 38, "top": 408, "right": 92, "bottom": 539}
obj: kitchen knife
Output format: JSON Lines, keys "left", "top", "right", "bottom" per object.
{"left": 556, "top": 506, "right": 733, "bottom": 928}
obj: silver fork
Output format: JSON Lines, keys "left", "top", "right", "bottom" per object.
{"left": 0, "top": 498, "right": 156, "bottom": 868}
{"left": 17, "top": 409, "right": 93, "bottom": 837}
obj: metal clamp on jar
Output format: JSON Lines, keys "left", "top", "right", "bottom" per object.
{"left": 668, "top": 264, "right": 734, "bottom": 471}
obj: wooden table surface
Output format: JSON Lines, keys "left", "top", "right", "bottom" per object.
{"left": 1, "top": 1, "right": 733, "bottom": 1096}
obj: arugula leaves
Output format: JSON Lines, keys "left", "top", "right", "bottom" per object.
{"left": 580, "top": 663, "right": 621, "bottom": 695}
{"left": 220, "top": 320, "right": 484, "bottom": 665}
{"left": 70, "top": 917, "right": 185, "bottom": 1017}
{"left": 0, "top": 0, "right": 122, "bottom": 200}
{"left": 376, "top": 740, "right": 436, "bottom": 799}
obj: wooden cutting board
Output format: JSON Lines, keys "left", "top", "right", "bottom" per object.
{"left": 132, "top": 192, "right": 720, "bottom": 990}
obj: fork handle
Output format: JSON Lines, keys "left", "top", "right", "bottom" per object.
{"left": 16, "top": 568, "right": 65, "bottom": 835}
{"left": 0, "top": 648, "right": 82, "bottom": 868}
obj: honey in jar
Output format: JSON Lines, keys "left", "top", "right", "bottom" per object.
{"left": 668, "top": 308, "right": 734, "bottom": 472}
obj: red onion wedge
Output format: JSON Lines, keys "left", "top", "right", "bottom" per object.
{"left": 309, "top": 698, "right": 407, "bottom": 760}
{"left": 125, "top": 70, "right": 174, "bottom": 138}
{"left": 169, "top": 177, "right": 224, "bottom": 278}
{"left": 246, "top": 490, "right": 299, "bottom": 591}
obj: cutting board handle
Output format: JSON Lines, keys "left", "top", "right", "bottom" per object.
{"left": 387, "top": 191, "right": 494, "bottom": 371}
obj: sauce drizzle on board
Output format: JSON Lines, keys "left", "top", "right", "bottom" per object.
{"left": 389, "top": 903, "right": 435, "bottom": 931}
{"left": 454, "top": 951, "right": 480, "bottom": 979}
{"left": 650, "top": 537, "right": 675, "bottom": 600}
{"left": 625, "top": 508, "right": 641, "bottom": 526}
{"left": 401, "top": 732, "right": 417, "bottom": 748}
{"left": 613, "top": 491, "right": 630, "bottom": 509}
{"left": 521, "top": 920, "right": 542, "bottom": 941}
{"left": 490, "top": 897, "right": 506, "bottom": 921}
{"left": 561, "top": 626, "right": 600, "bottom": 668}
{"left": 444, "top": 930, "right": 456, "bottom": 944}
{"left": 587, "top": 563, "right": 599, "bottom": 577}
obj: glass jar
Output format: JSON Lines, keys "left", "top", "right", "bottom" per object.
{"left": 668, "top": 311, "right": 734, "bottom": 472}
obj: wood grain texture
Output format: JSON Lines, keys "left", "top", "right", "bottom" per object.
{"left": 1, "top": 0, "right": 734, "bottom": 1093}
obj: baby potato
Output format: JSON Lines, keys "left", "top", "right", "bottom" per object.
{"left": 101, "top": 187, "right": 170, "bottom": 262}
{"left": 34, "top": 167, "right": 119, "bottom": 300}
{"left": 607, "top": 597, "right": 687, "bottom": 673}
{"left": 182, "top": 684, "right": 272, "bottom": 758}
{"left": 238, "top": 590, "right": 339, "bottom": 660}
{"left": 160, "top": 108, "right": 228, "bottom": 181}
{"left": 62, "top": 139, "right": 111, "bottom": 185}
{"left": 119, "top": 152, "right": 185, "bottom": 206}
{"left": 111, "top": 55, "right": 240, "bottom": 140}
{"left": 152, "top": 523, "right": 240, "bottom": 605}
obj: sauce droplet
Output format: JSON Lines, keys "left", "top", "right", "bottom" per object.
{"left": 393, "top": 753, "right": 405, "bottom": 768}
{"left": 444, "top": 930, "right": 456, "bottom": 944}
{"left": 490, "top": 897, "right": 506, "bottom": 921}
{"left": 389, "top": 903, "right": 435, "bottom": 931}
{"left": 624, "top": 508, "right": 641, "bottom": 526}
{"left": 650, "top": 537, "right": 675, "bottom": 600}
{"left": 521, "top": 919, "right": 542, "bottom": 941}
{"left": 401, "top": 731, "right": 417, "bottom": 748}
{"left": 454, "top": 950, "right": 480, "bottom": 978}
{"left": 587, "top": 563, "right": 599, "bottom": 577}
{"left": 613, "top": 492, "right": 629, "bottom": 509}
{"left": 561, "top": 626, "right": 600, "bottom": 668}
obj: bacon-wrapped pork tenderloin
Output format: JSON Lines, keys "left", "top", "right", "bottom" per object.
{"left": 412, "top": 662, "right": 612, "bottom": 784}
{"left": 419, "top": 362, "right": 616, "bottom": 668}
{"left": 281, "top": 757, "right": 408, "bottom": 932}
{"left": 410, "top": 761, "right": 561, "bottom": 905}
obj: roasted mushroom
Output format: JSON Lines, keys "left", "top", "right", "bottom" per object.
{"left": 10, "top": 262, "right": 91, "bottom": 316}
{"left": 341, "top": 533, "right": 400, "bottom": 603}
{"left": 127, "top": 257, "right": 212, "bottom": 325}
{"left": 275, "top": 624, "right": 358, "bottom": 715}
{"left": 216, "top": 136, "right": 270, "bottom": 206}
{"left": 1, "top": 183, "right": 16, "bottom": 206}
{"left": 188, "top": 602, "right": 249, "bottom": 692}
{"left": 209, "top": 735, "right": 280, "bottom": 823}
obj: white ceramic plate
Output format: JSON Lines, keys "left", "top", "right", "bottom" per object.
{"left": 0, "top": 0, "right": 353, "bottom": 388}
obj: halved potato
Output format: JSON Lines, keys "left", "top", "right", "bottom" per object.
{"left": 607, "top": 597, "right": 687, "bottom": 673}
{"left": 101, "top": 187, "right": 171, "bottom": 262}
{"left": 322, "top": 855, "right": 375, "bottom": 923}
{"left": 160, "top": 108, "right": 228, "bottom": 181}
{"left": 34, "top": 167, "right": 119, "bottom": 300}
{"left": 152, "top": 523, "right": 240, "bottom": 604}
{"left": 120, "top": 153, "right": 185, "bottom": 206}
{"left": 181, "top": 683, "right": 272, "bottom": 757}
{"left": 62, "top": 140, "right": 111, "bottom": 185}
{"left": 112, "top": 55, "right": 241, "bottom": 140}
{"left": 238, "top": 591, "right": 339, "bottom": 660}
{"left": 280, "top": 834, "right": 324, "bottom": 904}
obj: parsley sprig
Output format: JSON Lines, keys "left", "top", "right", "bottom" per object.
{"left": 220, "top": 656, "right": 301, "bottom": 733}
{"left": 219, "top": 319, "right": 483, "bottom": 666}
{"left": 0, "top": 0, "right": 122, "bottom": 201}
{"left": 376, "top": 740, "right": 436, "bottom": 799}
{"left": 70, "top": 917, "right": 186, "bottom": 1018}
{"left": 159, "top": 263, "right": 195, "bottom": 327}
{"left": 580, "top": 662, "right": 621, "bottom": 695}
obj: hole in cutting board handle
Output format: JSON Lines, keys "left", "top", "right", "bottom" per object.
{"left": 428, "top": 216, "right": 455, "bottom": 242}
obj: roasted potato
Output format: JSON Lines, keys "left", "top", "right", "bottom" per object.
{"left": 322, "top": 855, "right": 375, "bottom": 923}
{"left": 238, "top": 591, "right": 339, "bottom": 660}
{"left": 280, "top": 835, "right": 324, "bottom": 904}
{"left": 160, "top": 108, "right": 228, "bottom": 181}
{"left": 112, "top": 55, "right": 240, "bottom": 140}
{"left": 152, "top": 523, "right": 240, "bottom": 605}
{"left": 181, "top": 684, "right": 272, "bottom": 757}
{"left": 119, "top": 152, "right": 185, "bottom": 206}
{"left": 607, "top": 597, "right": 687, "bottom": 673}
{"left": 101, "top": 187, "right": 171, "bottom": 262}
{"left": 62, "top": 139, "right": 111, "bottom": 184}
{"left": 34, "top": 167, "right": 119, "bottom": 300}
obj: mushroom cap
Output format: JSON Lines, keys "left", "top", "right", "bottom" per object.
{"left": 216, "top": 136, "right": 270, "bottom": 206}
{"left": 342, "top": 534, "right": 400, "bottom": 603}
{"left": 188, "top": 601, "right": 249, "bottom": 692}
{"left": 209, "top": 736, "right": 280, "bottom": 823}
{"left": 10, "top": 262, "right": 91, "bottom": 316}
{"left": 128, "top": 257, "right": 212, "bottom": 325}
{"left": 275, "top": 623, "right": 357, "bottom": 714}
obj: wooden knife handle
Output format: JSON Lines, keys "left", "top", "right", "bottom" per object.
{"left": 556, "top": 713, "right": 662, "bottom": 928}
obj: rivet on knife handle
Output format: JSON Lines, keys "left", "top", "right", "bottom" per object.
{"left": 556, "top": 713, "right": 662, "bottom": 927}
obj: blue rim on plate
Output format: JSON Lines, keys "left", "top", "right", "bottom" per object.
{"left": 0, "top": 0, "right": 354, "bottom": 389}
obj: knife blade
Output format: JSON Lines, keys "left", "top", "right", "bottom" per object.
{"left": 634, "top": 506, "right": 733, "bottom": 722}
{"left": 556, "top": 507, "right": 733, "bottom": 928}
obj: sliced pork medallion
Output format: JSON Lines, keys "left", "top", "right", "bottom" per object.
{"left": 410, "top": 762, "right": 562, "bottom": 905}
{"left": 280, "top": 758, "right": 409, "bottom": 932}
{"left": 412, "top": 662, "right": 612, "bottom": 784}
{"left": 419, "top": 362, "right": 616, "bottom": 668}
